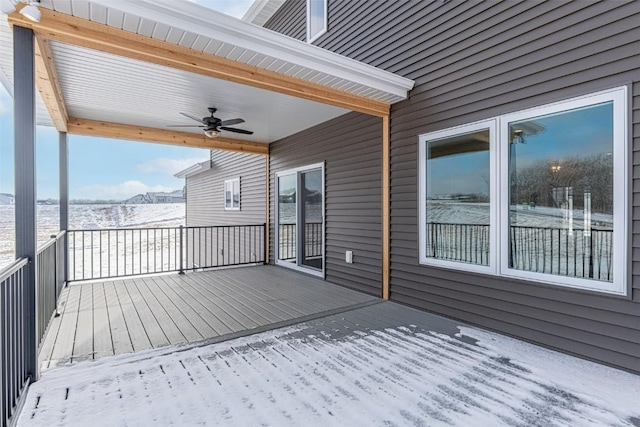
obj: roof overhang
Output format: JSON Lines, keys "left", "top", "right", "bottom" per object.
{"left": 242, "top": 0, "right": 287, "bottom": 27}
{"left": 174, "top": 160, "right": 211, "bottom": 179}
{"left": 0, "top": 0, "right": 414, "bottom": 153}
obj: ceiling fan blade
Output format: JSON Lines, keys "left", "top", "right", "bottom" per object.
{"left": 180, "top": 112, "right": 207, "bottom": 124}
{"left": 220, "top": 118, "right": 245, "bottom": 126}
{"left": 166, "top": 125, "right": 205, "bottom": 128}
{"left": 220, "top": 126, "right": 254, "bottom": 135}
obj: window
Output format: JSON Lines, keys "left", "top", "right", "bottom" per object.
{"left": 224, "top": 178, "right": 240, "bottom": 210}
{"left": 418, "top": 120, "right": 497, "bottom": 275}
{"left": 419, "top": 87, "right": 628, "bottom": 295}
{"left": 307, "top": 0, "right": 327, "bottom": 43}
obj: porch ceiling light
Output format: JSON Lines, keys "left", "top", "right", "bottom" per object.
{"left": 204, "top": 129, "right": 219, "bottom": 138}
{"left": 19, "top": 2, "right": 40, "bottom": 22}
{"left": 0, "top": 0, "right": 16, "bottom": 14}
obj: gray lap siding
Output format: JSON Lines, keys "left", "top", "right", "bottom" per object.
{"left": 269, "top": 113, "right": 382, "bottom": 296}
{"left": 265, "top": 0, "right": 640, "bottom": 371}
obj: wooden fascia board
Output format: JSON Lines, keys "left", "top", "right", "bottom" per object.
{"left": 8, "top": 9, "right": 390, "bottom": 118}
{"left": 34, "top": 35, "right": 68, "bottom": 131}
{"left": 67, "top": 118, "right": 269, "bottom": 155}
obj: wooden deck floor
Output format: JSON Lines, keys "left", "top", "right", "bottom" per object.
{"left": 39, "top": 266, "right": 378, "bottom": 368}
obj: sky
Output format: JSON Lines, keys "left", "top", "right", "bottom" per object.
{"left": 0, "top": 0, "right": 254, "bottom": 201}
{"left": 427, "top": 103, "right": 613, "bottom": 196}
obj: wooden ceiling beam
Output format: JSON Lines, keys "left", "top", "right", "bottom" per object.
{"left": 8, "top": 9, "right": 390, "bottom": 118}
{"left": 67, "top": 118, "right": 269, "bottom": 155}
{"left": 34, "top": 34, "right": 68, "bottom": 132}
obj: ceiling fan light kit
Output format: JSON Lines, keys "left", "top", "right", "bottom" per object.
{"left": 204, "top": 129, "right": 219, "bottom": 138}
{"left": 167, "top": 107, "right": 254, "bottom": 138}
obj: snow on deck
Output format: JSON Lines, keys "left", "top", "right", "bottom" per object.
{"left": 18, "top": 302, "right": 640, "bottom": 427}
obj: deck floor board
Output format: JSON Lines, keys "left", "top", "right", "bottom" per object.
{"left": 113, "top": 280, "right": 153, "bottom": 353}
{"left": 103, "top": 281, "right": 133, "bottom": 356}
{"left": 49, "top": 284, "right": 81, "bottom": 363}
{"left": 92, "top": 282, "right": 113, "bottom": 359}
{"left": 144, "top": 276, "right": 203, "bottom": 342}
{"left": 150, "top": 275, "right": 216, "bottom": 339}
{"left": 136, "top": 278, "right": 186, "bottom": 345}
{"left": 39, "top": 266, "right": 378, "bottom": 366}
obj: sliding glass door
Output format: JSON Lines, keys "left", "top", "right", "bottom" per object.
{"left": 276, "top": 163, "right": 324, "bottom": 276}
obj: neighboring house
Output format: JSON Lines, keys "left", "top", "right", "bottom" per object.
{"left": 124, "top": 190, "right": 184, "bottom": 204}
{"left": 175, "top": 152, "right": 267, "bottom": 267}
{"left": 193, "top": 0, "right": 639, "bottom": 373}
{"left": 148, "top": 190, "right": 185, "bottom": 204}
{"left": 175, "top": 152, "right": 266, "bottom": 227}
{"left": 0, "top": 193, "right": 14, "bottom": 205}
{"left": 125, "top": 193, "right": 151, "bottom": 204}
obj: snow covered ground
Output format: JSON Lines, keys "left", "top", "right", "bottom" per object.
{"left": 0, "top": 204, "right": 185, "bottom": 271}
{"left": 17, "top": 302, "right": 640, "bottom": 427}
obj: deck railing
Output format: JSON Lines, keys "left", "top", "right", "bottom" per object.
{"left": 35, "top": 231, "right": 66, "bottom": 347}
{"left": 277, "top": 222, "right": 322, "bottom": 261}
{"left": 509, "top": 225, "right": 613, "bottom": 281}
{"left": 0, "top": 258, "right": 30, "bottom": 427}
{"left": 426, "top": 222, "right": 613, "bottom": 281}
{"left": 68, "top": 224, "right": 267, "bottom": 281}
{"left": 1, "top": 231, "right": 67, "bottom": 427}
{"left": 185, "top": 225, "right": 266, "bottom": 270}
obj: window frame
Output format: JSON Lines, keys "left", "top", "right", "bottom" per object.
{"left": 274, "top": 162, "right": 326, "bottom": 279}
{"left": 224, "top": 177, "right": 240, "bottom": 211}
{"left": 498, "top": 87, "right": 628, "bottom": 295}
{"left": 417, "top": 86, "right": 628, "bottom": 296}
{"left": 418, "top": 119, "right": 498, "bottom": 275}
{"left": 306, "top": 0, "right": 328, "bottom": 43}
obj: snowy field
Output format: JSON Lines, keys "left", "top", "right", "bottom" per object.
{"left": 17, "top": 302, "right": 640, "bottom": 427}
{"left": 0, "top": 204, "right": 185, "bottom": 271}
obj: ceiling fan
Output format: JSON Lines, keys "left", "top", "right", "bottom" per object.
{"left": 168, "top": 107, "right": 253, "bottom": 138}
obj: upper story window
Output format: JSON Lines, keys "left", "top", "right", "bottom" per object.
{"left": 419, "top": 87, "right": 628, "bottom": 295}
{"left": 307, "top": 0, "right": 327, "bottom": 43}
{"left": 224, "top": 177, "right": 240, "bottom": 210}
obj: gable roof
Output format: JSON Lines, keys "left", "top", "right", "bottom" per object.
{"left": 242, "top": 0, "right": 287, "bottom": 27}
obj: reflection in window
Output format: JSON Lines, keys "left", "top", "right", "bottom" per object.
{"left": 277, "top": 174, "right": 296, "bottom": 263}
{"left": 509, "top": 102, "right": 614, "bottom": 281}
{"left": 307, "top": 0, "right": 327, "bottom": 42}
{"left": 425, "top": 128, "right": 491, "bottom": 266}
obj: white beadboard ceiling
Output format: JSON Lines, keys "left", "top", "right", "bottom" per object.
{"left": 0, "top": 15, "right": 53, "bottom": 127}
{"left": 0, "top": 0, "right": 414, "bottom": 143}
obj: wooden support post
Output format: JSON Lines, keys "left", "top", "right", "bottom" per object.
{"left": 382, "top": 114, "right": 390, "bottom": 300}
{"left": 265, "top": 153, "right": 270, "bottom": 264}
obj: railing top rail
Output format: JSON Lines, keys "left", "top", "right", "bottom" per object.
{"left": 426, "top": 222, "right": 490, "bottom": 226}
{"left": 184, "top": 224, "right": 266, "bottom": 229}
{"left": 426, "top": 222, "right": 613, "bottom": 232}
{"left": 68, "top": 224, "right": 268, "bottom": 233}
{"left": 37, "top": 230, "right": 67, "bottom": 254}
{"left": 509, "top": 225, "right": 613, "bottom": 232}
{"left": 67, "top": 226, "right": 184, "bottom": 232}
{"left": 0, "top": 257, "right": 29, "bottom": 282}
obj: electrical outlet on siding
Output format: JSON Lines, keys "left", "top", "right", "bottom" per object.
{"left": 345, "top": 250, "right": 353, "bottom": 264}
